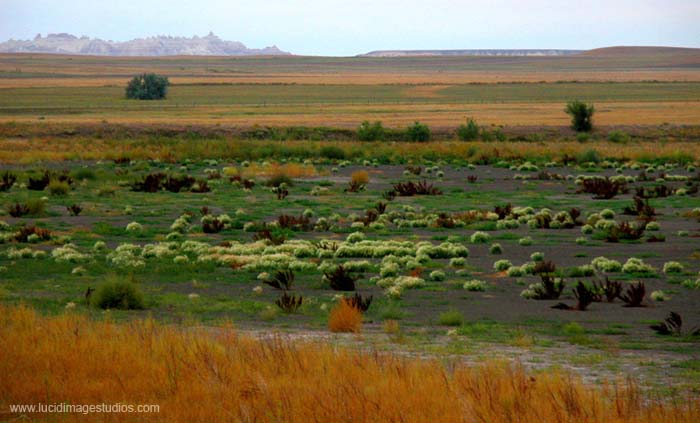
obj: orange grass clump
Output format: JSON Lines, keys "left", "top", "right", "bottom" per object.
{"left": 350, "top": 170, "right": 370, "bottom": 186}
{"left": 328, "top": 299, "right": 363, "bottom": 333}
{"left": 1, "top": 305, "right": 699, "bottom": 422}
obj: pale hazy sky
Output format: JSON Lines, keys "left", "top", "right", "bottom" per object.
{"left": 1, "top": 0, "right": 698, "bottom": 56}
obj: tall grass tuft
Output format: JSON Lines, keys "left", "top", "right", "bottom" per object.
{"left": 328, "top": 299, "right": 363, "bottom": 333}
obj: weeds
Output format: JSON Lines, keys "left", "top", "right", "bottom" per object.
{"left": 392, "top": 180, "right": 442, "bottom": 196}
{"left": 579, "top": 177, "right": 628, "bottom": 199}
{"left": 328, "top": 299, "right": 363, "bottom": 333}
{"left": 263, "top": 270, "right": 295, "bottom": 291}
{"left": 275, "top": 292, "right": 303, "bottom": 313}
{"left": 324, "top": 265, "right": 359, "bottom": 291}
{"left": 67, "top": 204, "right": 83, "bottom": 216}
{"left": 0, "top": 171, "right": 16, "bottom": 191}
{"left": 620, "top": 282, "right": 646, "bottom": 307}
{"left": 594, "top": 277, "right": 623, "bottom": 302}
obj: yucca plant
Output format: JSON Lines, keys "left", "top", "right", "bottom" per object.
{"left": 67, "top": 204, "right": 83, "bottom": 216}
{"left": 347, "top": 293, "right": 373, "bottom": 312}
{"left": 620, "top": 282, "right": 646, "bottom": 307}
{"left": 324, "top": 265, "right": 359, "bottom": 291}
{"left": 0, "top": 171, "right": 17, "bottom": 192}
{"left": 275, "top": 292, "right": 303, "bottom": 313}
{"left": 7, "top": 202, "right": 29, "bottom": 217}
{"left": 572, "top": 281, "right": 596, "bottom": 311}
{"left": 650, "top": 312, "right": 700, "bottom": 337}
{"left": 579, "top": 177, "right": 627, "bottom": 199}
{"left": 593, "top": 277, "right": 622, "bottom": 302}
{"left": 264, "top": 270, "right": 295, "bottom": 291}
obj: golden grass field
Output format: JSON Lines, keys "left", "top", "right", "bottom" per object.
{"left": 2, "top": 305, "right": 699, "bottom": 423}
{"left": 1, "top": 49, "right": 700, "bottom": 128}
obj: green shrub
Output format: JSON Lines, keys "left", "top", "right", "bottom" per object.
{"left": 357, "top": 120, "right": 385, "bottom": 142}
{"left": 92, "top": 277, "right": 145, "bottom": 310}
{"left": 607, "top": 130, "right": 630, "bottom": 143}
{"left": 576, "top": 149, "right": 601, "bottom": 164}
{"left": 576, "top": 133, "right": 591, "bottom": 143}
{"left": 26, "top": 199, "right": 46, "bottom": 215}
{"left": 125, "top": 73, "right": 169, "bottom": 100}
{"left": 489, "top": 243, "right": 503, "bottom": 254}
{"left": 438, "top": 309, "right": 464, "bottom": 326}
{"left": 566, "top": 100, "right": 595, "bottom": 132}
{"left": 457, "top": 118, "right": 479, "bottom": 141}
{"left": 48, "top": 180, "right": 70, "bottom": 196}
{"left": 319, "top": 145, "right": 345, "bottom": 160}
{"left": 265, "top": 173, "right": 294, "bottom": 187}
{"left": 406, "top": 121, "right": 431, "bottom": 142}
{"left": 70, "top": 168, "right": 96, "bottom": 180}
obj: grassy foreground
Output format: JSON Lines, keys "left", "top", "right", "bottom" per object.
{"left": 1, "top": 305, "right": 698, "bottom": 422}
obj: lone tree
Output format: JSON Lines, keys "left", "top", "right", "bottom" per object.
{"left": 566, "top": 100, "right": 594, "bottom": 132}
{"left": 125, "top": 73, "right": 169, "bottom": 100}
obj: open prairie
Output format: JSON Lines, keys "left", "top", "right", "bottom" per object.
{"left": 2, "top": 48, "right": 700, "bottom": 422}
{"left": 2, "top": 49, "right": 700, "bottom": 128}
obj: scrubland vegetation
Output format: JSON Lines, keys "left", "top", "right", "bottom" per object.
{"left": 2, "top": 51, "right": 700, "bottom": 420}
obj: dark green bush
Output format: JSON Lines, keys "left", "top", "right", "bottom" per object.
{"left": 70, "top": 168, "right": 96, "bottom": 180}
{"left": 92, "top": 278, "right": 145, "bottom": 310}
{"left": 456, "top": 118, "right": 479, "bottom": 141}
{"left": 607, "top": 130, "right": 630, "bottom": 143}
{"left": 319, "top": 145, "right": 346, "bottom": 160}
{"left": 566, "top": 100, "right": 595, "bottom": 132}
{"left": 265, "top": 173, "right": 294, "bottom": 187}
{"left": 576, "top": 149, "right": 602, "bottom": 164}
{"left": 406, "top": 121, "right": 431, "bottom": 142}
{"left": 357, "top": 120, "right": 385, "bottom": 141}
{"left": 125, "top": 73, "right": 169, "bottom": 100}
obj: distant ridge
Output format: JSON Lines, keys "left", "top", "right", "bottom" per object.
{"left": 359, "top": 49, "right": 583, "bottom": 57}
{"left": 0, "top": 32, "right": 290, "bottom": 56}
{"left": 578, "top": 46, "right": 700, "bottom": 57}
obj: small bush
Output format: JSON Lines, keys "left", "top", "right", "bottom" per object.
{"left": 125, "top": 73, "right": 169, "bottom": 100}
{"left": 319, "top": 145, "right": 345, "bottom": 160}
{"left": 457, "top": 118, "right": 479, "bottom": 141}
{"left": 489, "top": 243, "right": 503, "bottom": 255}
{"left": 324, "top": 265, "right": 359, "bottom": 291}
{"left": 565, "top": 100, "right": 594, "bottom": 132}
{"left": 607, "top": 130, "right": 630, "bottom": 143}
{"left": 347, "top": 170, "right": 369, "bottom": 192}
{"left": 406, "top": 121, "right": 431, "bottom": 142}
{"left": 275, "top": 292, "right": 303, "bottom": 313}
{"left": 328, "top": 299, "right": 363, "bottom": 333}
{"left": 265, "top": 173, "right": 294, "bottom": 188}
{"left": 70, "top": 168, "right": 96, "bottom": 181}
{"left": 357, "top": 120, "right": 385, "bottom": 142}
{"left": 470, "top": 231, "right": 490, "bottom": 244}
{"left": 92, "top": 277, "right": 145, "bottom": 310}
{"left": 463, "top": 280, "right": 486, "bottom": 292}
{"left": 438, "top": 309, "right": 463, "bottom": 326}
{"left": 429, "top": 270, "right": 446, "bottom": 281}
{"left": 48, "top": 180, "right": 70, "bottom": 196}
{"left": 620, "top": 281, "right": 646, "bottom": 307}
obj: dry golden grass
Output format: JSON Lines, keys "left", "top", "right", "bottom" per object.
{"left": 0, "top": 137, "right": 698, "bottom": 164}
{"left": 240, "top": 162, "right": 319, "bottom": 179}
{"left": 7, "top": 70, "right": 700, "bottom": 88}
{"left": 350, "top": 170, "right": 370, "bottom": 186}
{"left": 1, "top": 305, "right": 699, "bottom": 422}
{"left": 2, "top": 101, "right": 700, "bottom": 127}
{"left": 328, "top": 299, "right": 363, "bottom": 333}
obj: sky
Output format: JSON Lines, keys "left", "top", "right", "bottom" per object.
{"left": 1, "top": 0, "right": 698, "bottom": 56}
